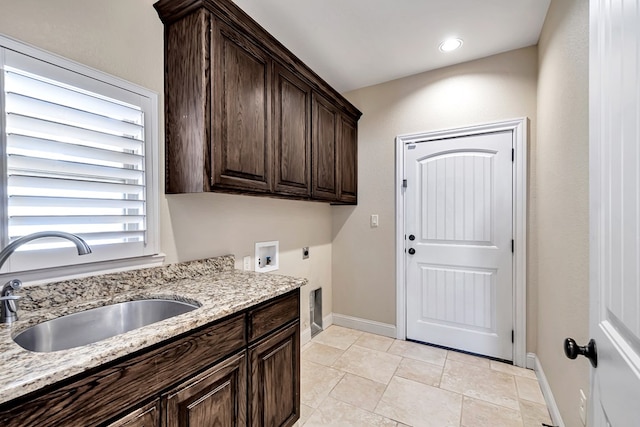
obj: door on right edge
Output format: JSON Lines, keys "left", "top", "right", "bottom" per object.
{"left": 589, "top": 0, "right": 640, "bottom": 425}
{"left": 405, "top": 130, "right": 514, "bottom": 360}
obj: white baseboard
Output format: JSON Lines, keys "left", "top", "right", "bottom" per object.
{"left": 332, "top": 313, "right": 397, "bottom": 338}
{"left": 301, "top": 327, "right": 312, "bottom": 346}
{"left": 531, "top": 353, "right": 565, "bottom": 427}
{"left": 526, "top": 352, "right": 536, "bottom": 370}
{"left": 301, "top": 313, "right": 334, "bottom": 347}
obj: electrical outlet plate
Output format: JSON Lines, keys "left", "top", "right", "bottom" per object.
{"left": 243, "top": 255, "right": 251, "bottom": 271}
{"left": 579, "top": 389, "right": 587, "bottom": 425}
{"left": 302, "top": 247, "right": 309, "bottom": 259}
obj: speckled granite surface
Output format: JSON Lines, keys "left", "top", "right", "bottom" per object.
{"left": 0, "top": 255, "right": 306, "bottom": 405}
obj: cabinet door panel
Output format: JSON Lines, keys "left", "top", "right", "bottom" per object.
{"left": 338, "top": 116, "right": 358, "bottom": 204}
{"left": 164, "top": 352, "right": 247, "bottom": 427}
{"left": 212, "top": 19, "right": 271, "bottom": 192}
{"left": 249, "top": 322, "right": 300, "bottom": 427}
{"left": 274, "top": 65, "right": 311, "bottom": 196}
{"left": 312, "top": 93, "right": 338, "bottom": 200}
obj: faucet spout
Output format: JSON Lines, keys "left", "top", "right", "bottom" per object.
{"left": 0, "top": 231, "right": 92, "bottom": 273}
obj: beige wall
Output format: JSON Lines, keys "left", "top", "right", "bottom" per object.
{"left": 0, "top": 0, "right": 333, "bottom": 332}
{"left": 337, "top": 47, "right": 539, "bottom": 351}
{"left": 536, "top": 0, "right": 589, "bottom": 425}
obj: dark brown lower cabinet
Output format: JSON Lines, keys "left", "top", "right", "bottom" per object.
{"left": 0, "top": 290, "right": 300, "bottom": 427}
{"left": 106, "top": 400, "right": 160, "bottom": 427}
{"left": 248, "top": 322, "right": 300, "bottom": 427}
{"left": 165, "top": 352, "right": 247, "bottom": 426}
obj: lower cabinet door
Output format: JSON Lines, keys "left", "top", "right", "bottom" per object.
{"left": 163, "top": 352, "right": 247, "bottom": 427}
{"left": 248, "top": 322, "right": 300, "bottom": 427}
{"left": 106, "top": 400, "right": 160, "bottom": 427}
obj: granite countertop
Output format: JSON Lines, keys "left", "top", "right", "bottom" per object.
{"left": 0, "top": 255, "right": 306, "bottom": 405}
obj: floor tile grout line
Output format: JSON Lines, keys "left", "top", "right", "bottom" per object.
{"left": 306, "top": 327, "right": 548, "bottom": 426}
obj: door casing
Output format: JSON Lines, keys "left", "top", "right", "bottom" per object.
{"left": 395, "top": 118, "right": 528, "bottom": 367}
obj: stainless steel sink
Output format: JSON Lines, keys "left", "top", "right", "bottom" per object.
{"left": 13, "top": 299, "right": 199, "bottom": 353}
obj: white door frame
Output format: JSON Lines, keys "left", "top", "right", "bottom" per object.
{"left": 395, "top": 118, "right": 528, "bottom": 366}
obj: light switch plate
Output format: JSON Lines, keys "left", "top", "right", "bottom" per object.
{"left": 243, "top": 256, "right": 251, "bottom": 271}
{"left": 370, "top": 214, "right": 379, "bottom": 228}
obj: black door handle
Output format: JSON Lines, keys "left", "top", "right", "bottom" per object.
{"left": 564, "top": 338, "right": 598, "bottom": 368}
{"left": 408, "top": 248, "right": 415, "bottom": 255}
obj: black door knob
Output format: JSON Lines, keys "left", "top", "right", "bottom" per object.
{"left": 408, "top": 248, "right": 416, "bottom": 255}
{"left": 564, "top": 338, "right": 598, "bottom": 368}
{"left": 409, "top": 234, "right": 415, "bottom": 241}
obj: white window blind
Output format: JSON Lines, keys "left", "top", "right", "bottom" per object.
{"left": 0, "top": 36, "right": 159, "bottom": 275}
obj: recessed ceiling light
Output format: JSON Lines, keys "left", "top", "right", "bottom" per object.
{"left": 439, "top": 38, "right": 463, "bottom": 52}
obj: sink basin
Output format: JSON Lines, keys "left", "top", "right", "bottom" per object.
{"left": 13, "top": 299, "right": 199, "bottom": 353}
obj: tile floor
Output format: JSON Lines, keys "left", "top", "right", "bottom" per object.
{"left": 296, "top": 325, "right": 552, "bottom": 427}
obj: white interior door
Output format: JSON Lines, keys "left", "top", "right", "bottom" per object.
{"left": 405, "top": 131, "right": 513, "bottom": 360}
{"left": 589, "top": 0, "right": 640, "bottom": 425}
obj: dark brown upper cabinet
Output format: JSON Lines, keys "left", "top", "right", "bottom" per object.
{"left": 155, "top": 0, "right": 361, "bottom": 204}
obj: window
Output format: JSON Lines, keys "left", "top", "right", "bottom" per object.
{"left": 0, "top": 35, "right": 159, "bottom": 276}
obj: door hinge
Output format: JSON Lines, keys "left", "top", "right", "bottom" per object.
{"left": 512, "top": 148, "right": 515, "bottom": 162}
{"left": 511, "top": 239, "right": 514, "bottom": 253}
{"left": 402, "top": 179, "right": 407, "bottom": 188}
{"left": 511, "top": 330, "right": 514, "bottom": 343}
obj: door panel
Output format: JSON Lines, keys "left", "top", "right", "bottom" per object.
{"left": 212, "top": 19, "right": 271, "bottom": 192}
{"left": 338, "top": 115, "right": 357, "bottom": 203}
{"left": 406, "top": 131, "right": 513, "bottom": 360}
{"left": 248, "top": 322, "right": 300, "bottom": 427}
{"left": 164, "top": 352, "right": 247, "bottom": 427}
{"left": 590, "top": 0, "right": 640, "bottom": 424}
{"left": 311, "top": 92, "right": 338, "bottom": 201}
{"left": 273, "top": 64, "right": 311, "bottom": 196}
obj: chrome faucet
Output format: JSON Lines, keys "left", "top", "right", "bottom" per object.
{"left": 0, "top": 231, "right": 92, "bottom": 324}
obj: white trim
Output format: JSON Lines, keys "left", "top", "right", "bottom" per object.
{"left": 0, "top": 32, "right": 160, "bottom": 278}
{"left": 332, "top": 313, "right": 397, "bottom": 338}
{"left": 395, "top": 134, "right": 407, "bottom": 340}
{"left": 532, "top": 353, "right": 565, "bottom": 427}
{"left": 301, "top": 313, "right": 334, "bottom": 347}
{"left": 395, "top": 118, "right": 528, "bottom": 367}
{"left": 526, "top": 352, "right": 536, "bottom": 370}
{"left": 301, "top": 326, "right": 312, "bottom": 346}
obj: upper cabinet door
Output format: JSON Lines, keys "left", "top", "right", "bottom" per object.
{"left": 337, "top": 115, "right": 357, "bottom": 204}
{"left": 311, "top": 92, "right": 339, "bottom": 201}
{"left": 273, "top": 65, "right": 311, "bottom": 197}
{"left": 211, "top": 19, "right": 272, "bottom": 192}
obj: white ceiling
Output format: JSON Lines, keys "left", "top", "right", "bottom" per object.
{"left": 231, "top": 0, "right": 551, "bottom": 93}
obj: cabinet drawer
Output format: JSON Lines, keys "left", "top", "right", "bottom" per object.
{"left": 248, "top": 291, "right": 299, "bottom": 342}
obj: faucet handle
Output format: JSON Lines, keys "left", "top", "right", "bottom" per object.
{"left": 1, "top": 279, "right": 21, "bottom": 294}
{"left": 8, "top": 279, "right": 21, "bottom": 291}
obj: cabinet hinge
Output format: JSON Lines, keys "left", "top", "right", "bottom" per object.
{"left": 512, "top": 148, "right": 515, "bottom": 162}
{"left": 511, "top": 330, "right": 514, "bottom": 343}
{"left": 511, "top": 239, "right": 514, "bottom": 253}
{"left": 402, "top": 179, "right": 407, "bottom": 188}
